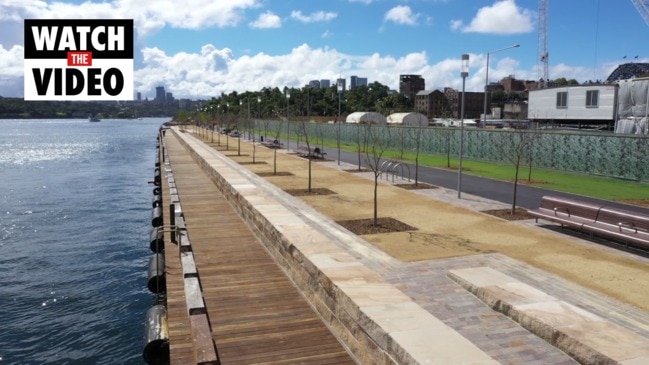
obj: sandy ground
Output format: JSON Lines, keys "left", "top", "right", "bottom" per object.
{"left": 199, "top": 133, "right": 649, "bottom": 312}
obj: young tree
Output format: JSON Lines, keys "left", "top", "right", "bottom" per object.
{"left": 271, "top": 120, "right": 284, "bottom": 175}
{"left": 175, "top": 110, "right": 189, "bottom": 129}
{"left": 362, "top": 123, "right": 392, "bottom": 226}
{"left": 261, "top": 119, "right": 272, "bottom": 144}
{"left": 407, "top": 123, "right": 425, "bottom": 186}
{"left": 236, "top": 115, "right": 243, "bottom": 156}
{"left": 315, "top": 122, "right": 325, "bottom": 155}
{"left": 396, "top": 125, "right": 407, "bottom": 160}
{"left": 494, "top": 129, "right": 540, "bottom": 214}
{"left": 295, "top": 120, "right": 314, "bottom": 192}
{"left": 353, "top": 123, "right": 364, "bottom": 170}
{"left": 249, "top": 118, "right": 257, "bottom": 164}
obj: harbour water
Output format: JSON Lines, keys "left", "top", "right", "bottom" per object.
{"left": 0, "top": 118, "right": 168, "bottom": 364}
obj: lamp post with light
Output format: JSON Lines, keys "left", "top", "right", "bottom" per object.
{"left": 209, "top": 106, "right": 214, "bottom": 143}
{"left": 337, "top": 79, "right": 343, "bottom": 165}
{"left": 458, "top": 54, "right": 469, "bottom": 199}
{"left": 225, "top": 102, "right": 230, "bottom": 150}
{"left": 482, "top": 44, "right": 520, "bottom": 128}
{"left": 247, "top": 97, "right": 251, "bottom": 140}
{"left": 237, "top": 100, "right": 243, "bottom": 155}
{"left": 286, "top": 90, "right": 290, "bottom": 151}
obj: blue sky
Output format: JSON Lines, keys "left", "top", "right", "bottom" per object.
{"left": 1, "top": 0, "right": 647, "bottom": 99}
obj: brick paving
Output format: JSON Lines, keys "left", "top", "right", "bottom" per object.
{"left": 183, "top": 132, "right": 649, "bottom": 364}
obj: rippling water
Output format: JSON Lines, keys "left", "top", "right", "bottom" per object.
{"left": 0, "top": 118, "right": 168, "bottom": 364}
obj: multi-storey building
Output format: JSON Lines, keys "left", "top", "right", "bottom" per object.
{"left": 415, "top": 90, "right": 450, "bottom": 117}
{"left": 155, "top": 86, "right": 166, "bottom": 102}
{"left": 444, "top": 87, "right": 485, "bottom": 119}
{"left": 399, "top": 75, "right": 425, "bottom": 100}
{"left": 350, "top": 76, "right": 368, "bottom": 89}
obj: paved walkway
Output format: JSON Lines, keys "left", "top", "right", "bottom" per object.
{"left": 171, "top": 128, "right": 649, "bottom": 364}
{"left": 314, "top": 160, "right": 649, "bottom": 363}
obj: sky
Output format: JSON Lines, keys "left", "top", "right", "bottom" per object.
{"left": 1, "top": 0, "right": 647, "bottom": 100}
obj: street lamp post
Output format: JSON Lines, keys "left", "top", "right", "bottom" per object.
{"left": 337, "top": 79, "right": 343, "bottom": 165}
{"left": 216, "top": 105, "right": 221, "bottom": 145}
{"left": 247, "top": 97, "right": 251, "bottom": 140}
{"left": 236, "top": 100, "right": 243, "bottom": 155}
{"left": 226, "top": 102, "right": 230, "bottom": 150}
{"left": 258, "top": 96, "right": 264, "bottom": 140}
{"left": 482, "top": 44, "right": 520, "bottom": 128}
{"left": 209, "top": 106, "right": 214, "bottom": 143}
{"left": 286, "top": 90, "right": 291, "bottom": 151}
{"left": 458, "top": 54, "right": 469, "bottom": 199}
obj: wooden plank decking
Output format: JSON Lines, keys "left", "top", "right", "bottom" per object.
{"left": 163, "top": 133, "right": 356, "bottom": 365}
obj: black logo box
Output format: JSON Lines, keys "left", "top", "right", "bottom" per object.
{"left": 24, "top": 19, "right": 133, "bottom": 59}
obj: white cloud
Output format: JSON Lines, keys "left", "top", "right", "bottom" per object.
{"left": 0, "top": 0, "right": 260, "bottom": 41}
{"left": 449, "top": 19, "right": 463, "bottom": 31}
{"left": 0, "top": 44, "right": 25, "bottom": 97}
{"left": 384, "top": 5, "right": 419, "bottom": 26}
{"left": 451, "top": 0, "right": 534, "bottom": 34}
{"left": 0, "top": 0, "right": 615, "bottom": 99}
{"left": 0, "top": 39, "right": 613, "bottom": 98}
{"left": 249, "top": 11, "right": 282, "bottom": 29}
{"left": 291, "top": 10, "right": 337, "bottom": 23}
{"left": 348, "top": 0, "right": 375, "bottom": 4}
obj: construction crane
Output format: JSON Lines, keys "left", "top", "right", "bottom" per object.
{"left": 538, "top": 0, "right": 549, "bottom": 88}
{"left": 632, "top": 0, "right": 649, "bottom": 26}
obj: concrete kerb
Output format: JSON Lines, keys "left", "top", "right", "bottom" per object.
{"left": 171, "top": 128, "right": 499, "bottom": 365}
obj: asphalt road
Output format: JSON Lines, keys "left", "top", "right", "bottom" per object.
{"left": 320, "top": 145, "right": 649, "bottom": 215}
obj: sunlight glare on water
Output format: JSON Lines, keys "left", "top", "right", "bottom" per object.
{"left": 0, "top": 118, "right": 168, "bottom": 365}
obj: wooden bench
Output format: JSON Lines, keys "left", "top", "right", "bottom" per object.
{"left": 296, "top": 146, "right": 327, "bottom": 159}
{"left": 261, "top": 140, "right": 282, "bottom": 149}
{"left": 528, "top": 195, "right": 649, "bottom": 250}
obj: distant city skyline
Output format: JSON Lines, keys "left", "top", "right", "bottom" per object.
{"left": 1, "top": 0, "right": 647, "bottom": 100}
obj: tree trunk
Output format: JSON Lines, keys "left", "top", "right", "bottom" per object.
{"left": 308, "top": 158, "right": 312, "bottom": 192}
{"left": 273, "top": 149, "right": 277, "bottom": 175}
{"left": 373, "top": 174, "right": 379, "bottom": 226}
{"left": 512, "top": 155, "right": 521, "bottom": 215}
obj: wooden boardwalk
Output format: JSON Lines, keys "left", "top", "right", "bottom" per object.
{"left": 162, "top": 133, "right": 356, "bottom": 365}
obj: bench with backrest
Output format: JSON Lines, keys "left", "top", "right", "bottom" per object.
{"left": 312, "top": 147, "right": 327, "bottom": 159}
{"left": 261, "top": 139, "right": 282, "bottom": 149}
{"left": 296, "top": 145, "right": 310, "bottom": 157}
{"left": 585, "top": 207, "right": 649, "bottom": 250}
{"left": 529, "top": 196, "right": 602, "bottom": 230}
{"left": 295, "top": 145, "right": 327, "bottom": 159}
{"left": 529, "top": 195, "right": 649, "bottom": 251}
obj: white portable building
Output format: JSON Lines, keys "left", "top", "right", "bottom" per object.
{"left": 386, "top": 112, "right": 428, "bottom": 126}
{"left": 345, "top": 112, "right": 387, "bottom": 124}
{"left": 528, "top": 84, "right": 618, "bottom": 122}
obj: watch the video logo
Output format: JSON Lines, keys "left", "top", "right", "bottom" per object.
{"left": 24, "top": 19, "right": 134, "bottom": 101}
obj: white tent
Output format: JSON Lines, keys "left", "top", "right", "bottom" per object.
{"left": 386, "top": 112, "right": 428, "bottom": 126}
{"left": 345, "top": 112, "right": 387, "bottom": 124}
